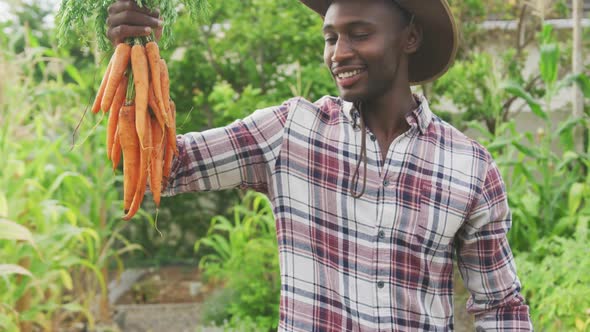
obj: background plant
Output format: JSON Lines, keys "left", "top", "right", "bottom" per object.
{"left": 195, "top": 191, "right": 280, "bottom": 331}
{"left": 516, "top": 219, "right": 590, "bottom": 330}
{"left": 456, "top": 25, "right": 590, "bottom": 252}
{"left": 0, "top": 10, "right": 142, "bottom": 330}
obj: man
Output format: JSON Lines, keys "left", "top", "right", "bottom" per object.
{"left": 107, "top": 0, "right": 533, "bottom": 330}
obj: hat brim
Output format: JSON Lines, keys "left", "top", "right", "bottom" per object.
{"left": 299, "top": 0, "right": 458, "bottom": 85}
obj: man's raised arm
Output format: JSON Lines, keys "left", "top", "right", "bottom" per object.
{"left": 162, "top": 100, "right": 292, "bottom": 196}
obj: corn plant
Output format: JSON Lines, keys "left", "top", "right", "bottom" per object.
{"left": 0, "top": 23, "right": 142, "bottom": 330}
{"left": 465, "top": 25, "right": 590, "bottom": 252}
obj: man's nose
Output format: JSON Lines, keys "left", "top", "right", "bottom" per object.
{"left": 331, "top": 38, "right": 354, "bottom": 63}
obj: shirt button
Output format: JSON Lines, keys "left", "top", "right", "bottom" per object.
{"left": 377, "top": 281, "right": 385, "bottom": 289}
{"left": 383, "top": 179, "right": 390, "bottom": 187}
{"left": 370, "top": 134, "right": 377, "bottom": 141}
{"left": 378, "top": 230, "right": 385, "bottom": 239}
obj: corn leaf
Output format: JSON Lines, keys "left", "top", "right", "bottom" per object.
{"left": 0, "top": 264, "right": 33, "bottom": 277}
{"left": 0, "top": 219, "right": 35, "bottom": 244}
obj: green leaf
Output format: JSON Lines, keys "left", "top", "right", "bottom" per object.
{"left": 572, "top": 73, "right": 590, "bottom": 98}
{"left": 554, "top": 117, "right": 584, "bottom": 139}
{"left": 0, "top": 191, "right": 6, "bottom": 217}
{"left": 575, "top": 216, "right": 589, "bottom": 241}
{"left": 46, "top": 171, "right": 91, "bottom": 198}
{"left": 0, "top": 264, "right": 32, "bottom": 277}
{"left": 568, "top": 183, "right": 585, "bottom": 215}
{"left": 486, "top": 136, "right": 515, "bottom": 152}
{"left": 60, "top": 269, "right": 73, "bottom": 291}
{"left": 502, "top": 81, "right": 546, "bottom": 119}
{"left": 539, "top": 24, "right": 559, "bottom": 87}
{"left": 115, "top": 243, "right": 143, "bottom": 256}
{"left": 466, "top": 121, "right": 494, "bottom": 140}
{"left": 0, "top": 219, "right": 35, "bottom": 245}
{"left": 556, "top": 151, "right": 579, "bottom": 171}
{"left": 512, "top": 142, "right": 537, "bottom": 158}
{"left": 64, "top": 64, "right": 87, "bottom": 90}
{"left": 521, "top": 191, "right": 540, "bottom": 218}
{"left": 555, "top": 73, "right": 590, "bottom": 97}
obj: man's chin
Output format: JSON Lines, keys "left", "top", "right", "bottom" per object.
{"left": 338, "top": 91, "right": 366, "bottom": 104}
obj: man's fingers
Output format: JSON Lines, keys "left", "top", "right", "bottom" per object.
{"left": 108, "top": 25, "right": 153, "bottom": 44}
{"left": 106, "top": 0, "right": 162, "bottom": 45}
{"left": 154, "top": 26, "right": 163, "bottom": 42}
{"left": 107, "top": 10, "right": 162, "bottom": 29}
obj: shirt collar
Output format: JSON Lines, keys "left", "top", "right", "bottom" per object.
{"left": 340, "top": 94, "right": 433, "bottom": 135}
{"left": 408, "top": 95, "right": 432, "bottom": 135}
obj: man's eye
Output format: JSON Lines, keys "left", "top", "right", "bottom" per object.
{"left": 324, "top": 36, "right": 337, "bottom": 43}
{"left": 352, "top": 33, "right": 369, "bottom": 40}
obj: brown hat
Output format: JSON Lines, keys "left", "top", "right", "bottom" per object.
{"left": 299, "top": 0, "right": 459, "bottom": 85}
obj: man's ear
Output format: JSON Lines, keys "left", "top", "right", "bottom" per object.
{"left": 405, "top": 23, "right": 423, "bottom": 54}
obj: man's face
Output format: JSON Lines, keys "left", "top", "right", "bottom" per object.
{"left": 323, "top": 0, "right": 409, "bottom": 103}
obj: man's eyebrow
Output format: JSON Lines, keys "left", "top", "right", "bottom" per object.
{"left": 322, "top": 20, "right": 373, "bottom": 32}
{"left": 322, "top": 24, "right": 334, "bottom": 32}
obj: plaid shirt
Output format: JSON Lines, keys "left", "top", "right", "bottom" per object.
{"left": 164, "top": 95, "right": 532, "bottom": 331}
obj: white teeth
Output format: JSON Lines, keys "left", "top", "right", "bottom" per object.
{"left": 337, "top": 70, "right": 362, "bottom": 79}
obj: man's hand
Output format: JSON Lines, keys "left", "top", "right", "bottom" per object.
{"left": 106, "top": 0, "right": 163, "bottom": 45}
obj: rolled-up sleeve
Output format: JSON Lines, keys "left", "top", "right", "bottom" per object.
{"left": 457, "top": 159, "right": 533, "bottom": 331}
{"left": 162, "top": 99, "right": 293, "bottom": 196}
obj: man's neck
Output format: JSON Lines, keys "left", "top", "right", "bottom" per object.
{"left": 362, "top": 86, "right": 417, "bottom": 144}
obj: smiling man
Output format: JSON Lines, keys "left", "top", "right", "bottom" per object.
{"left": 107, "top": 0, "right": 532, "bottom": 330}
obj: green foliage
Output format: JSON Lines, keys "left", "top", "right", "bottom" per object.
{"left": 433, "top": 52, "right": 512, "bottom": 132}
{"left": 437, "top": 24, "right": 590, "bottom": 253}
{"left": 56, "top": 0, "right": 208, "bottom": 51}
{"left": 431, "top": 15, "right": 590, "bottom": 327}
{"left": 166, "top": 0, "right": 334, "bottom": 132}
{"left": 0, "top": 22, "right": 141, "bottom": 330}
{"left": 516, "top": 225, "right": 590, "bottom": 331}
{"left": 196, "top": 191, "right": 280, "bottom": 331}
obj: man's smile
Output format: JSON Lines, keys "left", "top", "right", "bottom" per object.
{"left": 332, "top": 66, "right": 367, "bottom": 87}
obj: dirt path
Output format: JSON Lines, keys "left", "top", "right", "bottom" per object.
{"left": 109, "top": 265, "right": 475, "bottom": 331}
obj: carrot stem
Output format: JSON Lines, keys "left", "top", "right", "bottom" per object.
{"left": 126, "top": 70, "right": 135, "bottom": 106}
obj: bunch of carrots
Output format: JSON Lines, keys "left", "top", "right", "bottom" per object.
{"left": 92, "top": 38, "right": 177, "bottom": 220}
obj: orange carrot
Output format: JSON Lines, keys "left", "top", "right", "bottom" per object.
{"left": 148, "top": 84, "right": 166, "bottom": 130}
{"left": 131, "top": 44, "right": 149, "bottom": 149}
{"left": 106, "top": 75, "right": 128, "bottom": 160}
{"left": 170, "top": 100, "right": 178, "bottom": 156}
{"left": 101, "top": 43, "right": 132, "bottom": 113}
{"left": 124, "top": 110, "right": 152, "bottom": 221}
{"left": 111, "top": 127, "right": 122, "bottom": 171}
{"left": 118, "top": 105, "right": 140, "bottom": 212}
{"left": 162, "top": 130, "right": 174, "bottom": 191}
{"left": 91, "top": 60, "right": 112, "bottom": 114}
{"left": 145, "top": 42, "right": 167, "bottom": 117}
{"left": 149, "top": 116, "right": 164, "bottom": 207}
{"left": 159, "top": 59, "right": 171, "bottom": 118}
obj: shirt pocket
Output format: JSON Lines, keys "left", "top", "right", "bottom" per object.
{"left": 415, "top": 182, "right": 469, "bottom": 252}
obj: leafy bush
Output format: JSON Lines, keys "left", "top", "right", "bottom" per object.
{"left": 438, "top": 25, "right": 590, "bottom": 252}
{"left": 516, "top": 220, "right": 590, "bottom": 331}
{"left": 196, "top": 191, "right": 280, "bottom": 331}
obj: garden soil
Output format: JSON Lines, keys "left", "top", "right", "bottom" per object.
{"left": 109, "top": 265, "right": 474, "bottom": 331}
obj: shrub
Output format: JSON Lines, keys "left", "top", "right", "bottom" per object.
{"left": 195, "top": 191, "right": 280, "bottom": 331}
